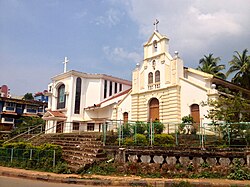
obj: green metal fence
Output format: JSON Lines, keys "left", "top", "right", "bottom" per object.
{"left": 101, "top": 120, "right": 250, "bottom": 148}
{"left": 0, "top": 148, "right": 56, "bottom": 169}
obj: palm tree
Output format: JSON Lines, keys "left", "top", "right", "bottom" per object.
{"left": 227, "top": 49, "right": 250, "bottom": 89}
{"left": 197, "top": 53, "right": 226, "bottom": 79}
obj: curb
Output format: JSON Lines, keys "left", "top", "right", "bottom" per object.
{"left": 1, "top": 168, "right": 250, "bottom": 187}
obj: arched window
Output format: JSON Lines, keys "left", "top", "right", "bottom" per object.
{"left": 123, "top": 112, "right": 128, "bottom": 124}
{"left": 57, "top": 84, "right": 66, "bottom": 109}
{"left": 148, "top": 72, "right": 153, "bottom": 84}
{"left": 155, "top": 70, "right": 160, "bottom": 83}
{"left": 149, "top": 98, "right": 159, "bottom": 122}
{"left": 190, "top": 104, "right": 200, "bottom": 129}
{"left": 74, "top": 77, "right": 81, "bottom": 114}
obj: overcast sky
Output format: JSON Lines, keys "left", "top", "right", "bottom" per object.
{"left": 0, "top": 0, "right": 249, "bottom": 96}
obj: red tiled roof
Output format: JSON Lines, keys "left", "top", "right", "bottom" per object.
{"left": 48, "top": 111, "right": 66, "bottom": 118}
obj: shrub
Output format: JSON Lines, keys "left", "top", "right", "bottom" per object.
{"left": 153, "top": 121, "right": 165, "bottom": 134}
{"left": 133, "top": 121, "right": 147, "bottom": 134}
{"left": 154, "top": 134, "right": 174, "bottom": 146}
{"left": 123, "top": 137, "right": 134, "bottom": 146}
{"left": 135, "top": 134, "right": 148, "bottom": 146}
{"left": 227, "top": 159, "right": 250, "bottom": 180}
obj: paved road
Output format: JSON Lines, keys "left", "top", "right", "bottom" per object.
{"left": 0, "top": 176, "right": 102, "bottom": 187}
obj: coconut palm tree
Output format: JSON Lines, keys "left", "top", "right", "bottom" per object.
{"left": 197, "top": 53, "right": 226, "bottom": 79}
{"left": 227, "top": 49, "right": 250, "bottom": 89}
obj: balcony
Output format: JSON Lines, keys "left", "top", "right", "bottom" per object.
{"left": 148, "top": 83, "right": 161, "bottom": 90}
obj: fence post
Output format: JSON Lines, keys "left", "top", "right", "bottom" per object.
{"left": 118, "top": 120, "right": 121, "bottom": 147}
{"left": 175, "top": 124, "right": 178, "bottom": 146}
{"left": 10, "top": 148, "right": 14, "bottom": 163}
{"left": 102, "top": 123, "right": 106, "bottom": 146}
{"left": 150, "top": 119, "right": 153, "bottom": 146}
{"left": 30, "top": 149, "right": 33, "bottom": 160}
{"left": 53, "top": 150, "right": 56, "bottom": 168}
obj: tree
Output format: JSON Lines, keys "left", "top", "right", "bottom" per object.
{"left": 23, "top": 93, "right": 34, "bottom": 100}
{"left": 206, "top": 93, "right": 250, "bottom": 145}
{"left": 226, "top": 49, "right": 250, "bottom": 89}
{"left": 197, "top": 53, "right": 226, "bottom": 79}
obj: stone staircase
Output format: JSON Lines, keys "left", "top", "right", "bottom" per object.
{"left": 32, "top": 133, "right": 107, "bottom": 172}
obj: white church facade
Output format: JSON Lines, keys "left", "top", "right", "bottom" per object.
{"left": 43, "top": 28, "right": 248, "bottom": 134}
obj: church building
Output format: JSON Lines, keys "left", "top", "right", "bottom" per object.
{"left": 43, "top": 23, "right": 249, "bottom": 133}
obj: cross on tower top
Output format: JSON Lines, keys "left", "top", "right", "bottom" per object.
{"left": 153, "top": 19, "right": 159, "bottom": 32}
{"left": 62, "top": 57, "right": 69, "bottom": 73}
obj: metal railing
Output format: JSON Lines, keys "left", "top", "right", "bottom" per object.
{"left": 0, "top": 148, "right": 57, "bottom": 168}
{"left": 4, "top": 124, "right": 44, "bottom": 143}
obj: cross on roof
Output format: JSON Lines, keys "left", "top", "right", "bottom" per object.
{"left": 153, "top": 19, "right": 159, "bottom": 32}
{"left": 62, "top": 57, "right": 69, "bottom": 73}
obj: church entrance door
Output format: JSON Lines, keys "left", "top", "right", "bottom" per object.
{"left": 149, "top": 98, "right": 159, "bottom": 122}
{"left": 191, "top": 104, "right": 200, "bottom": 129}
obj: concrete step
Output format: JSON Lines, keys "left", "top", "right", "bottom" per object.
{"left": 62, "top": 150, "right": 106, "bottom": 158}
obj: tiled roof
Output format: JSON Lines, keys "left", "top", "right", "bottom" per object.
{"left": 48, "top": 111, "right": 66, "bottom": 118}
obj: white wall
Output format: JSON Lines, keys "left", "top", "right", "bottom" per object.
{"left": 180, "top": 78, "right": 210, "bottom": 124}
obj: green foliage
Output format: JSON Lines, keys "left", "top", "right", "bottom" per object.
{"left": 22, "top": 93, "right": 34, "bottom": 100}
{"left": 15, "top": 116, "right": 45, "bottom": 128}
{"left": 170, "top": 181, "right": 193, "bottom": 187}
{"left": 207, "top": 93, "right": 250, "bottom": 123}
{"left": 207, "top": 93, "right": 250, "bottom": 145}
{"left": 84, "top": 162, "right": 117, "bottom": 175}
{"left": 122, "top": 123, "right": 132, "bottom": 137}
{"left": 53, "top": 161, "right": 71, "bottom": 174}
{"left": 134, "top": 121, "right": 147, "bottom": 134}
{"left": 0, "top": 142, "right": 66, "bottom": 173}
{"left": 123, "top": 137, "right": 134, "bottom": 146}
{"left": 135, "top": 134, "right": 148, "bottom": 146}
{"left": 227, "top": 159, "right": 250, "bottom": 180}
{"left": 179, "top": 115, "right": 195, "bottom": 134}
{"left": 227, "top": 49, "right": 250, "bottom": 90}
{"left": 197, "top": 53, "right": 226, "bottom": 79}
{"left": 182, "top": 115, "right": 194, "bottom": 124}
{"left": 154, "top": 134, "right": 174, "bottom": 146}
{"left": 153, "top": 120, "right": 165, "bottom": 134}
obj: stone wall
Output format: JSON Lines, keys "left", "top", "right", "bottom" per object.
{"left": 109, "top": 146, "right": 250, "bottom": 167}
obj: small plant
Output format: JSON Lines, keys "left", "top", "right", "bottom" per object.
{"left": 200, "top": 162, "right": 210, "bottom": 168}
{"left": 175, "top": 163, "right": 183, "bottom": 170}
{"left": 187, "top": 163, "right": 194, "bottom": 171}
{"left": 227, "top": 159, "right": 250, "bottom": 180}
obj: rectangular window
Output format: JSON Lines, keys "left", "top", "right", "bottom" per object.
{"left": 73, "top": 122, "right": 80, "bottom": 131}
{"left": 109, "top": 81, "right": 112, "bottom": 96}
{"left": 87, "top": 123, "right": 94, "bottom": 131}
{"left": 5, "top": 102, "right": 15, "bottom": 111}
{"left": 114, "top": 82, "right": 117, "bottom": 94}
{"left": 104, "top": 80, "right": 107, "bottom": 99}
{"left": 26, "top": 105, "right": 37, "bottom": 113}
{"left": 119, "top": 84, "right": 122, "bottom": 92}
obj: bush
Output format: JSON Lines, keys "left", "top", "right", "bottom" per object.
{"left": 135, "top": 134, "right": 148, "bottom": 146}
{"left": 154, "top": 134, "right": 174, "bottom": 146}
{"left": 123, "top": 137, "right": 134, "bottom": 146}
{"left": 0, "top": 142, "right": 64, "bottom": 172}
{"left": 133, "top": 121, "right": 147, "bottom": 134}
{"left": 227, "top": 159, "right": 250, "bottom": 180}
{"left": 153, "top": 121, "right": 165, "bottom": 134}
